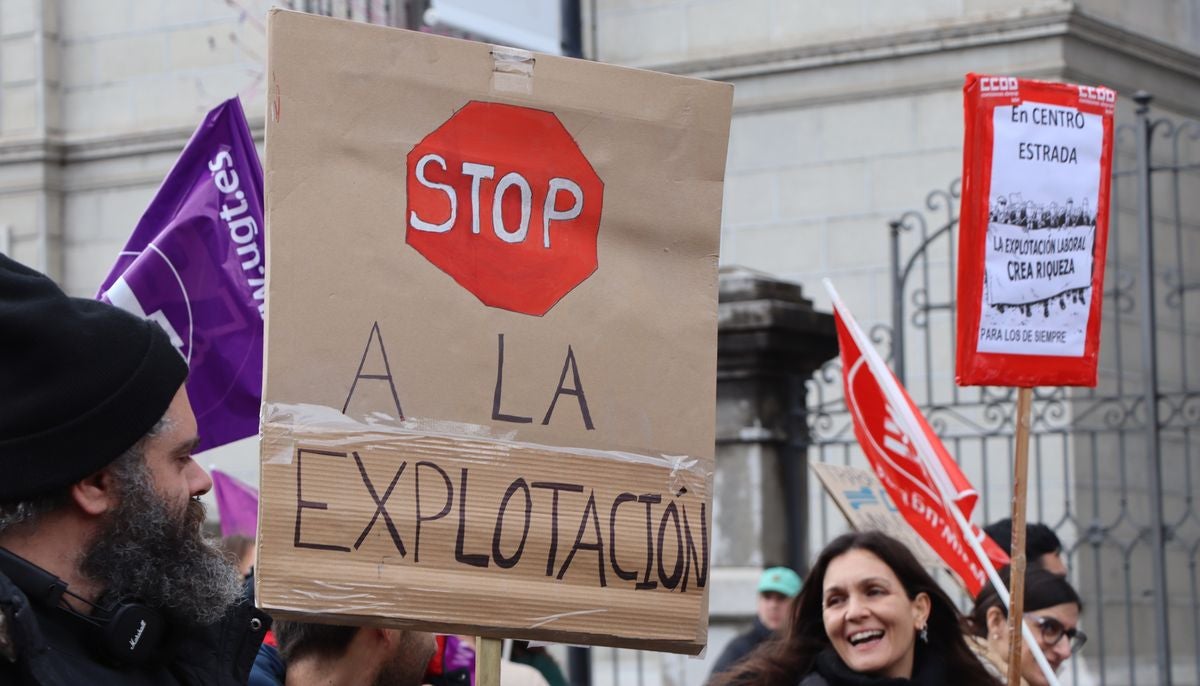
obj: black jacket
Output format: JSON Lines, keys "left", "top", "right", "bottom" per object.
{"left": 797, "top": 648, "right": 948, "bottom": 686}
{"left": 0, "top": 571, "right": 271, "bottom": 685}
{"left": 708, "top": 618, "right": 775, "bottom": 683}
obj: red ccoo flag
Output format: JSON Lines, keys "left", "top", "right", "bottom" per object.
{"left": 832, "top": 289, "right": 1008, "bottom": 595}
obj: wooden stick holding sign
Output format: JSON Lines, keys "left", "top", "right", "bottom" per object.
{"left": 957, "top": 73, "right": 1116, "bottom": 686}
{"left": 476, "top": 637, "right": 502, "bottom": 686}
{"left": 1005, "top": 387, "right": 1033, "bottom": 686}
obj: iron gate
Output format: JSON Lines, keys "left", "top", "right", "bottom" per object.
{"left": 806, "top": 95, "right": 1199, "bottom": 686}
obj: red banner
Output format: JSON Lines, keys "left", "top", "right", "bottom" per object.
{"left": 957, "top": 74, "right": 1115, "bottom": 387}
{"left": 836, "top": 308, "right": 1008, "bottom": 595}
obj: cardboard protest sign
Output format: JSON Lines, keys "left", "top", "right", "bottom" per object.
{"left": 258, "top": 9, "right": 732, "bottom": 654}
{"left": 956, "top": 74, "right": 1115, "bottom": 387}
{"left": 809, "top": 462, "right": 942, "bottom": 570}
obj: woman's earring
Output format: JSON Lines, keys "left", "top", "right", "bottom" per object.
{"left": 919, "top": 625, "right": 929, "bottom": 643}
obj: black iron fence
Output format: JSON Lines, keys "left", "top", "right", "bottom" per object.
{"left": 806, "top": 95, "right": 1200, "bottom": 685}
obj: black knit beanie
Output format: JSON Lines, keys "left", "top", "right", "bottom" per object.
{"left": 0, "top": 254, "right": 188, "bottom": 501}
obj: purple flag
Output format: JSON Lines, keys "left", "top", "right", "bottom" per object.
{"left": 98, "top": 98, "right": 264, "bottom": 453}
{"left": 211, "top": 469, "right": 259, "bottom": 539}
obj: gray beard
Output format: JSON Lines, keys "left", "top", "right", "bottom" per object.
{"left": 79, "top": 461, "right": 243, "bottom": 626}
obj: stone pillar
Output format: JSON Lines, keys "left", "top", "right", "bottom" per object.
{"left": 691, "top": 267, "right": 836, "bottom": 685}
{"left": 714, "top": 266, "right": 837, "bottom": 571}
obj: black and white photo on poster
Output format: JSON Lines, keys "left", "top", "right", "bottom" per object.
{"left": 978, "top": 101, "right": 1103, "bottom": 357}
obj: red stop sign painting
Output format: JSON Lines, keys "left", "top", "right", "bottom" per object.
{"left": 406, "top": 101, "right": 604, "bottom": 316}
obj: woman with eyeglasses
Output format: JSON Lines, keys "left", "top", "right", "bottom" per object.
{"left": 966, "top": 566, "right": 1086, "bottom": 685}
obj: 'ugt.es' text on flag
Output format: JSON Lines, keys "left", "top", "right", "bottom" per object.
{"left": 98, "top": 97, "right": 264, "bottom": 453}
{"left": 835, "top": 305, "right": 1008, "bottom": 595}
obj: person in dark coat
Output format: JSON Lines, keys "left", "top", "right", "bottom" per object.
{"left": 0, "top": 254, "right": 270, "bottom": 685}
{"left": 708, "top": 566, "right": 803, "bottom": 682}
{"left": 984, "top": 519, "right": 1067, "bottom": 576}
{"left": 711, "top": 532, "right": 1001, "bottom": 686}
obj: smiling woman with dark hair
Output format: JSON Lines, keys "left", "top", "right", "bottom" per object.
{"left": 712, "top": 531, "right": 1001, "bottom": 686}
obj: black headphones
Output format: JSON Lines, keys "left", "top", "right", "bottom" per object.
{"left": 0, "top": 547, "right": 165, "bottom": 666}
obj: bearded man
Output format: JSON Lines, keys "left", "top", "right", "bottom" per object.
{"left": 0, "top": 254, "right": 270, "bottom": 684}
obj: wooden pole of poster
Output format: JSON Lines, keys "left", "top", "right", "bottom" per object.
{"left": 1005, "top": 387, "right": 1034, "bottom": 686}
{"left": 477, "top": 637, "right": 502, "bottom": 686}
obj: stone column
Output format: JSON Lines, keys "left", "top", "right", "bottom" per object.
{"left": 714, "top": 266, "right": 837, "bottom": 570}
{"left": 689, "top": 267, "right": 836, "bottom": 685}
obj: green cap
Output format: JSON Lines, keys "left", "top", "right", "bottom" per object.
{"left": 758, "top": 566, "right": 802, "bottom": 598}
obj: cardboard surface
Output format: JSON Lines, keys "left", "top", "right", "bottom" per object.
{"left": 258, "top": 9, "right": 732, "bottom": 654}
{"left": 809, "top": 462, "right": 942, "bottom": 571}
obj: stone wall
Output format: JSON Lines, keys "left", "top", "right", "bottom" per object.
{"left": 0, "top": 0, "right": 269, "bottom": 286}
